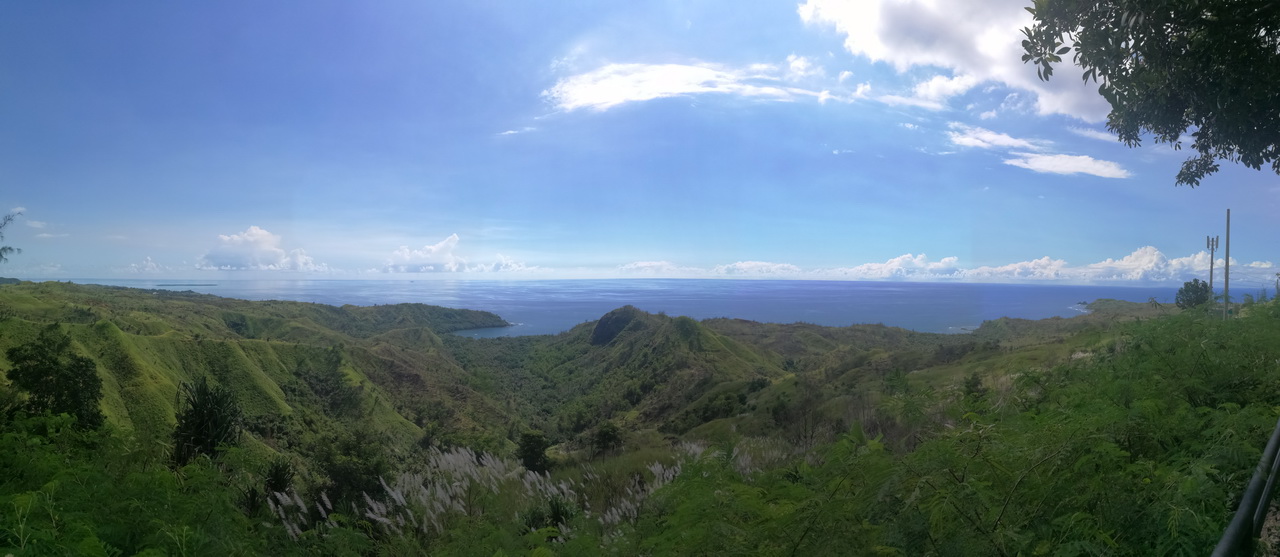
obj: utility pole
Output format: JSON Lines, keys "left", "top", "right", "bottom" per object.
{"left": 1206, "top": 235, "right": 1219, "bottom": 291}
{"left": 1224, "top": 208, "right": 1231, "bottom": 320}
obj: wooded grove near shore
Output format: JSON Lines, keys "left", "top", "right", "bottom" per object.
{"left": 3, "top": 280, "right": 1280, "bottom": 555}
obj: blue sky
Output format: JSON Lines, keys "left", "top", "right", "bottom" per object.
{"left": 1, "top": 1, "right": 1277, "bottom": 289}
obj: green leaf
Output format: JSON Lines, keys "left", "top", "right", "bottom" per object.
{"left": 1056, "top": 46, "right": 1070, "bottom": 55}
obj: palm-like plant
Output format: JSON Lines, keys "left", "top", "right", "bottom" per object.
{"left": 171, "top": 376, "right": 242, "bottom": 467}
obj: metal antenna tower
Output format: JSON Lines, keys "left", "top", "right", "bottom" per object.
{"left": 1207, "top": 235, "right": 1219, "bottom": 292}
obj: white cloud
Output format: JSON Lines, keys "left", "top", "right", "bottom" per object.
{"left": 604, "top": 248, "right": 1261, "bottom": 283}
{"left": 543, "top": 59, "right": 863, "bottom": 111}
{"left": 978, "top": 110, "right": 997, "bottom": 119}
{"left": 25, "top": 220, "right": 46, "bottom": 229}
{"left": 900, "top": 123, "right": 918, "bottom": 130}
{"left": 197, "top": 226, "right": 328, "bottom": 272}
{"left": 1003, "top": 152, "right": 1131, "bottom": 178}
{"left": 712, "top": 261, "right": 802, "bottom": 276}
{"left": 380, "top": 235, "right": 535, "bottom": 273}
{"left": 1068, "top": 127, "right": 1117, "bottom": 142}
{"left": 946, "top": 122, "right": 1037, "bottom": 149}
{"left": 879, "top": 94, "right": 944, "bottom": 111}
{"left": 823, "top": 254, "right": 962, "bottom": 279}
{"left": 942, "top": 123, "right": 1129, "bottom": 178}
{"left": 128, "top": 256, "right": 167, "bottom": 274}
{"left": 384, "top": 233, "right": 464, "bottom": 273}
{"left": 469, "top": 254, "right": 538, "bottom": 273}
{"left": 798, "top": 0, "right": 1110, "bottom": 121}
{"left": 498, "top": 127, "right": 536, "bottom": 136}
{"left": 966, "top": 256, "right": 1071, "bottom": 280}
{"left": 701, "top": 247, "right": 1243, "bottom": 283}
{"left": 9, "top": 207, "right": 25, "bottom": 213}
{"left": 35, "top": 233, "right": 69, "bottom": 239}
{"left": 838, "top": 70, "right": 853, "bottom": 83}
{"left": 618, "top": 261, "right": 704, "bottom": 276}
{"left": 786, "top": 54, "right": 824, "bottom": 80}
{"left": 913, "top": 74, "right": 979, "bottom": 102}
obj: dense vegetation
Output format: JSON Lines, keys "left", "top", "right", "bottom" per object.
{"left": 2, "top": 280, "right": 1278, "bottom": 555}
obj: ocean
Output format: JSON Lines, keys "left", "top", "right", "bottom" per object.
{"left": 58, "top": 278, "right": 1178, "bottom": 338}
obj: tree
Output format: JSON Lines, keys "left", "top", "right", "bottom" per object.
{"left": 5, "top": 323, "right": 105, "bottom": 429}
{"left": 0, "top": 210, "right": 20, "bottom": 264}
{"left": 171, "top": 376, "right": 243, "bottom": 467}
{"left": 592, "top": 421, "right": 622, "bottom": 456}
{"left": 1175, "top": 278, "right": 1213, "bottom": 309}
{"left": 517, "top": 430, "right": 552, "bottom": 473}
{"left": 1022, "top": 1, "right": 1280, "bottom": 186}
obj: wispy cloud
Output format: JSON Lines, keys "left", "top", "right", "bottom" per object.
{"left": 128, "top": 256, "right": 168, "bottom": 274}
{"left": 498, "top": 127, "right": 536, "bottom": 136}
{"left": 943, "top": 122, "right": 1129, "bottom": 178}
{"left": 26, "top": 220, "right": 47, "bottom": 229}
{"left": 1068, "top": 127, "right": 1117, "bottom": 142}
{"left": 35, "top": 233, "right": 69, "bottom": 239}
{"left": 543, "top": 60, "right": 860, "bottom": 112}
{"left": 946, "top": 123, "right": 1037, "bottom": 150}
{"left": 879, "top": 95, "right": 944, "bottom": 111}
{"left": 1003, "top": 152, "right": 1131, "bottom": 178}
{"left": 618, "top": 261, "right": 704, "bottom": 276}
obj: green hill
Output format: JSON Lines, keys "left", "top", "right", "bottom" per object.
{"left": 2, "top": 280, "right": 1273, "bottom": 555}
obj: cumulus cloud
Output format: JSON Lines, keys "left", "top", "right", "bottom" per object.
{"left": 543, "top": 59, "right": 860, "bottom": 111}
{"left": 197, "top": 226, "right": 328, "bottom": 272}
{"left": 678, "top": 247, "right": 1256, "bottom": 283}
{"left": 798, "top": 0, "right": 1110, "bottom": 121}
{"left": 469, "top": 254, "right": 538, "bottom": 273}
{"left": 384, "top": 234, "right": 465, "bottom": 272}
{"left": 965, "top": 256, "right": 1071, "bottom": 280}
{"left": 823, "top": 254, "right": 962, "bottom": 279}
{"left": 713, "top": 261, "right": 803, "bottom": 276}
{"left": 1003, "top": 152, "right": 1131, "bottom": 178}
{"left": 382, "top": 234, "right": 533, "bottom": 273}
{"left": 965, "top": 247, "right": 1250, "bottom": 283}
{"left": 913, "top": 74, "right": 980, "bottom": 102}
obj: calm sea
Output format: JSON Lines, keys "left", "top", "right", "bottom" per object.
{"left": 57, "top": 278, "right": 1177, "bottom": 338}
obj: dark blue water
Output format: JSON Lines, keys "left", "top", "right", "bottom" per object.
{"left": 60, "top": 278, "right": 1176, "bottom": 337}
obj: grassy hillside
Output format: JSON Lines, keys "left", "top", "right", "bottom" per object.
{"left": 6, "top": 280, "right": 1274, "bottom": 555}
